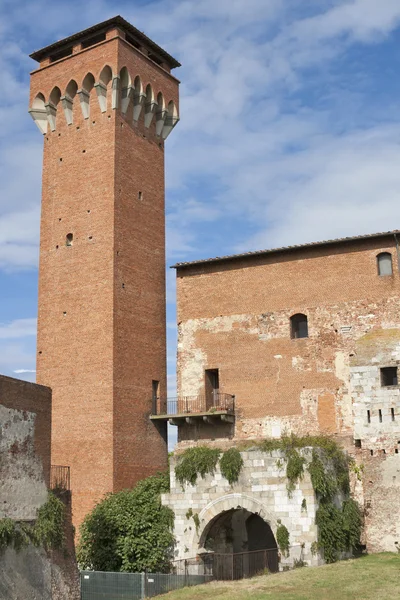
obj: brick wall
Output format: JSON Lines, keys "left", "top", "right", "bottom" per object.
{"left": 31, "top": 25, "right": 179, "bottom": 531}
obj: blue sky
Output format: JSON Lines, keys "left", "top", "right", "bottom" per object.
{"left": 1, "top": 1, "right": 400, "bottom": 443}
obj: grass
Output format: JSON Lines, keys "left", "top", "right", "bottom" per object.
{"left": 159, "top": 554, "right": 400, "bottom": 600}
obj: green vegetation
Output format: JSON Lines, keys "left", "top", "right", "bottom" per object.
{"left": 219, "top": 448, "right": 244, "bottom": 485}
{"left": 157, "top": 554, "right": 400, "bottom": 600}
{"left": 276, "top": 521, "right": 290, "bottom": 557}
{"left": 175, "top": 447, "right": 221, "bottom": 486}
{"left": 77, "top": 472, "right": 174, "bottom": 573}
{"left": 0, "top": 492, "right": 66, "bottom": 552}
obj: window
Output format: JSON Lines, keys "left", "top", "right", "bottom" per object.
{"left": 381, "top": 366, "right": 398, "bottom": 387}
{"left": 377, "top": 252, "right": 393, "bottom": 276}
{"left": 50, "top": 46, "right": 73, "bottom": 62}
{"left": 152, "top": 381, "right": 160, "bottom": 413}
{"left": 66, "top": 233, "right": 73, "bottom": 246}
{"left": 392, "top": 408, "right": 395, "bottom": 421}
{"left": 290, "top": 314, "right": 308, "bottom": 339}
{"left": 81, "top": 33, "right": 106, "bottom": 49}
{"left": 367, "top": 410, "right": 371, "bottom": 424}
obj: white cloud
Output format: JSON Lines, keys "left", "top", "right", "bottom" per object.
{"left": 0, "top": 318, "right": 37, "bottom": 339}
{"left": 14, "top": 369, "right": 36, "bottom": 374}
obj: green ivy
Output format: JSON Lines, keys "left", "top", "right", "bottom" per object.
{"left": 276, "top": 522, "right": 290, "bottom": 557}
{"left": 77, "top": 472, "right": 174, "bottom": 573}
{"left": 219, "top": 448, "right": 244, "bottom": 485}
{"left": 0, "top": 493, "right": 66, "bottom": 553}
{"left": 175, "top": 447, "right": 221, "bottom": 486}
{"left": 285, "top": 449, "right": 306, "bottom": 497}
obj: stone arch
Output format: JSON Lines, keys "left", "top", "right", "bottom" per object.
{"left": 99, "top": 65, "right": 113, "bottom": 86}
{"left": 195, "top": 493, "right": 279, "bottom": 550}
{"left": 155, "top": 92, "right": 166, "bottom": 136}
{"left": 49, "top": 86, "right": 61, "bottom": 107}
{"left": 81, "top": 72, "right": 95, "bottom": 93}
{"left": 65, "top": 80, "right": 78, "bottom": 99}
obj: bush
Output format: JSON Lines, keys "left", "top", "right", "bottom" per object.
{"left": 77, "top": 472, "right": 174, "bottom": 573}
{"left": 220, "top": 448, "right": 244, "bottom": 485}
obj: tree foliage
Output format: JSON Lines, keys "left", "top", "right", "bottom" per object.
{"left": 77, "top": 472, "right": 174, "bottom": 573}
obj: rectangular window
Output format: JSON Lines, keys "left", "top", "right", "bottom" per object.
{"left": 392, "top": 408, "right": 395, "bottom": 421}
{"left": 81, "top": 32, "right": 106, "bottom": 49}
{"left": 50, "top": 46, "right": 73, "bottom": 62}
{"left": 381, "top": 366, "right": 398, "bottom": 386}
{"left": 367, "top": 410, "right": 371, "bottom": 424}
{"left": 152, "top": 380, "right": 160, "bottom": 414}
{"left": 379, "top": 409, "right": 383, "bottom": 423}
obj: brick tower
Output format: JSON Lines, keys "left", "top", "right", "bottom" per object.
{"left": 29, "top": 16, "right": 180, "bottom": 530}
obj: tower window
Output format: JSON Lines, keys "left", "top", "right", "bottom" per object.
{"left": 377, "top": 252, "right": 393, "bottom": 276}
{"left": 290, "top": 314, "right": 308, "bottom": 339}
{"left": 367, "top": 410, "right": 371, "bottom": 423}
{"left": 138, "top": 191, "right": 143, "bottom": 201}
{"left": 392, "top": 408, "right": 395, "bottom": 421}
{"left": 381, "top": 367, "right": 398, "bottom": 387}
{"left": 81, "top": 33, "right": 106, "bottom": 49}
{"left": 66, "top": 233, "right": 73, "bottom": 247}
{"left": 379, "top": 409, "right": 383, "bottom": 423}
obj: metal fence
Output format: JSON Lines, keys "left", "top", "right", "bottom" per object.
{"left": 152, "top": 392, "right": 235, "bottom": 416}
{"left": 50, "top": 465, "right": 70, "bottom": 491}
{"left": 80, "top": 570, "right": 213, "bottom": 600}
{"left": 81, "top": 549, "right": 280, "bottom": 599}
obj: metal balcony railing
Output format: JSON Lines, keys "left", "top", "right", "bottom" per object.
{"left": 50, "top": 465, "right": 70, "bottom": 491}
{"left": 151, "top": 391, "right": 235, "bottom": 417}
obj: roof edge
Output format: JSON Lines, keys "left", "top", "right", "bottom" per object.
{"left": 171, "top": 230, "right": 400, "bottom": 269}
{"left": 29, "top": 15, "right": 181, "bottom": 68}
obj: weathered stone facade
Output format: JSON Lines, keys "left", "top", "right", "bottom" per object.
{"left": 164, "top": 233, "right": 400, "bottom": 559}
{"left": 163, "top": 450, "right": 321, "bottom": 568}
{"left": 0, "top": 375, "right": 79, "bottom": 600}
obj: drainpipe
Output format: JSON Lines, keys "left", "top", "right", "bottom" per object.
{"left": 394, "top": 233, "right": 400, "bottom": 274}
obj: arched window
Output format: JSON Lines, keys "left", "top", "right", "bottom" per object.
{"left": 66, "top": 233, "right": 73, "bottom": 247}
{"left": 290, "top": 314, "right": 308, "bottom": 339}
{"left": 377, "top": 252, "right": 393, "bottom": 276}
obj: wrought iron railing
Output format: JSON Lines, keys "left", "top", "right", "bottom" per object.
{"left": 173, "top": 548, "right": 279, "bottom": 579}
{"left": 152, "top": 391, "right": 235, "bottom": 417}
{"left": 50, "top": 465, "right": 70, "bottom": 491}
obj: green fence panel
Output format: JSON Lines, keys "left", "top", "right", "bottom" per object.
{"left": 80, "top": 571, "right": 143, "bottom": 600}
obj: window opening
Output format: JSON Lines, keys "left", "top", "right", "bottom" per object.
{"left": 66, "top": 233, "right": 73, "bottom": 247}
{"left": 377, "top": 252, "right": 393, "bottom": 276}
{"left": 81, "top": 33, "right": 106, "bottom": 49}
{"left": 138, "top": 191, "right": 143, "bottom": 201}
{"left": 367, "top": 410, "right": 371, "bottom": 424}
{"left": 370, "top": 449, "right": 374, "bottom": 456}
{"left": 290, "top": 314, "right": 308, "bottom": 339}
{"left": 205, "top": 368, "right": 219, "bottom": 410}
{"left": 355, "top": 439, "right": 362, "bottom": 448}
{"left": 379, "top": 409, "right": 383, "bottom": 423}
{"left": 125, "top": 34, "right": 142, "bottom": 50}
{"left": 152, "top": 380, "right": 160, "bottom": 413}
{"left": 381, "top": 366, "right": 398, "bottom": 387}
{"left": 392, "top": 408, "right": 395, "bottom": 421}
{"left": 50, "top": 46, "right": 73, "bottom": 62}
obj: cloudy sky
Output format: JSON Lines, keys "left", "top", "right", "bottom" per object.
{"left": 1, "top": 1, "right": 400, "bottom": 437}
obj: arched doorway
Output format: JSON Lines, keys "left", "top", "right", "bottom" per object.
{"left": 200, "top": 508, "right": 279, "bottom": 577}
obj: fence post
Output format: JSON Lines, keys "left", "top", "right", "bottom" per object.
{"left": 232, "top": 553, "right": 234, "bottom": 581}
{"left": 141, "top": 572, "right": 145, "bottom": 600}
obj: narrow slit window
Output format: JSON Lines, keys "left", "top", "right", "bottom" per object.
{"left": 66, "top": 233, "right": 73, "bottom": 247}
{"left": 381, "top": 366, "right": 398, "bottom": 386}
{"left": 367, "top": 410, "right": 371, "bottom": 424}
{"left": 377, "top": 252, "right": 393, "bottom": 276}
{"left": 392, "top": 408, "right": 395, "bottom": 421}
{"left": 290, "top": 314, "right": 308, "bottom": 339}
{"left": 379, "top": 409, "right": 383, "bottom": 423}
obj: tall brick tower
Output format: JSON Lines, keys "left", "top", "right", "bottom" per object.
{"left": 29, "top": 16, "right": 180, "bottom": 530}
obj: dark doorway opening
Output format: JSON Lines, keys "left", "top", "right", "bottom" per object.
{"left": 201, "top": 508, "right": 279, "bottom": 578}
{"left": 205, "top": 368, "right": 219, "bottom": 409}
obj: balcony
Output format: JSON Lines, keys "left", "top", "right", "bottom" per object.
{"left": 150, "top": 391, "right": 235, "bottom": 425}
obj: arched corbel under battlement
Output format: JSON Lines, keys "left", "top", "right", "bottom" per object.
{"left": 133, "top": 76, "right": 146, "bottom": 122}
{"left": 120, "top": 67, "right": 133, "bottom": 114}
{"left": 144, "top": 84, "right": 156, "bottom": 128}
{"left": 155, "top": 92, "right": 167, "bottom": 136}
{"left": 45, "top": 86, "right": 61, "bottom": 131}
{"left": 29, "top": 92, "right": 48, "bottom": 134}
{"left": 95, "top": 65, "right": 113, "bottom": 113}
{"left": 78, "top": 73, "right": 95, "bottom": 119}
{"left": 61, "top": 80, "right": 78, "bottom": 125}
{"left": 193, "top": 493, "right": 279, "bottom": 552}
{"left": 162, "top": 100, "right": 179, "bottom": 140}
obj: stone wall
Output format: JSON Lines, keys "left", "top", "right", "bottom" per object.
{"left": 163, "top": 449, "right": 321, "bottom": 569}
{"left": 0, "top": 375, "right": 79, "bottom": 600}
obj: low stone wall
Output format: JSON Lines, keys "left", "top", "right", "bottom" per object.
{"left": 163, "top": 449, "right": 321, "bottom": 569}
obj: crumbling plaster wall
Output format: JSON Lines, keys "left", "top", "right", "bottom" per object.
{"left": 0, "top": 375, "right": 80, "bottom": 600}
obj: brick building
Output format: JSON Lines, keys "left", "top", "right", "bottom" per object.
{"left": 159, "top": 231, "right": 400, "bottom": 560}
{"left": 29, "top": 16, "right": 180, "bottom": 531}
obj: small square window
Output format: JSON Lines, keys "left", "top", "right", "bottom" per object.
{"left": 381, "top": 367, "right": 398, "bottom": 387}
